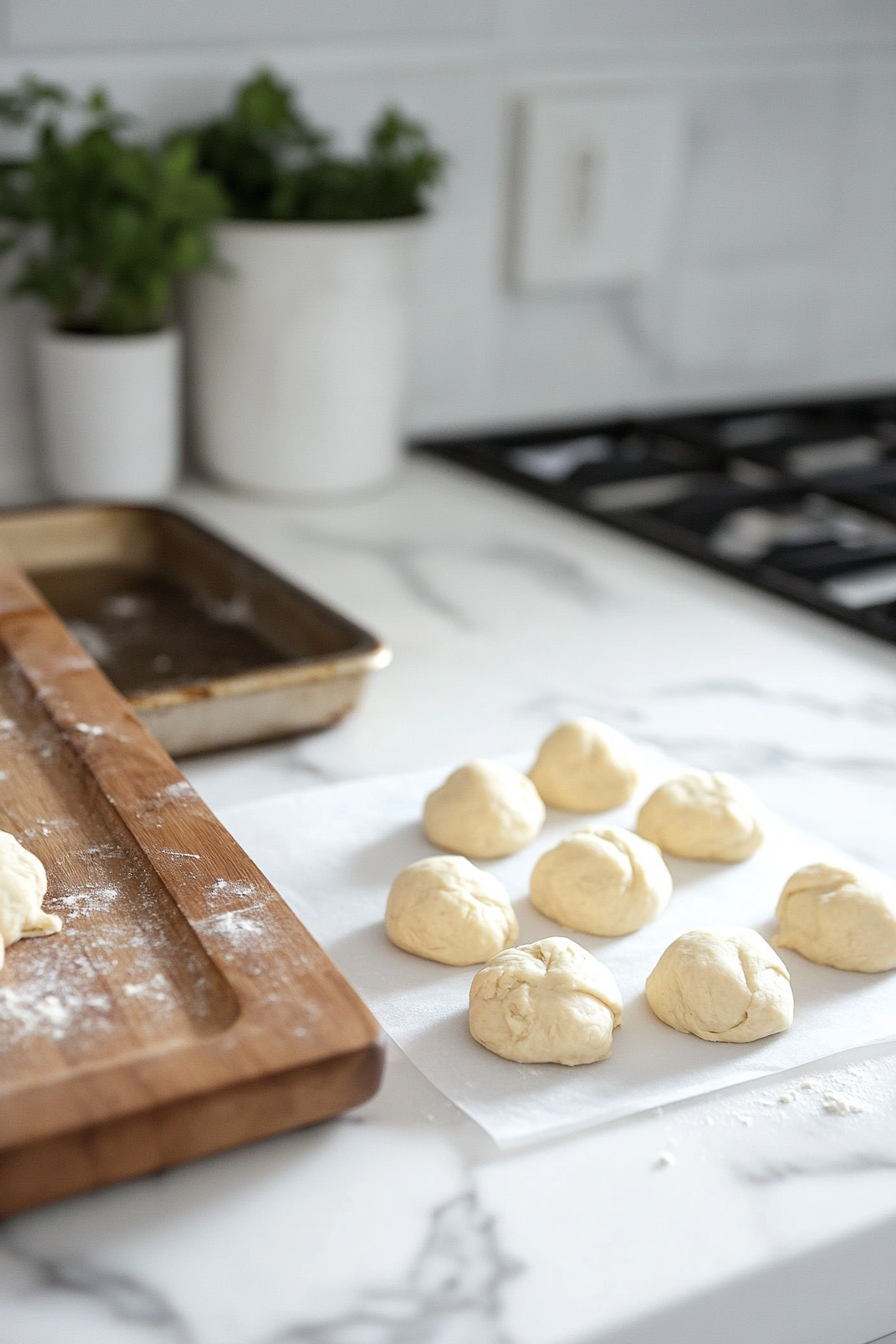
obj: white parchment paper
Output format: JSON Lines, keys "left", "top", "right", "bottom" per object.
{"left": 220, "top": 753, "right": 896, "bottom": 1149}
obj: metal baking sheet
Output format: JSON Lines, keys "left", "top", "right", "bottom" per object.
{"left": 0, "top": 505, "right": 390, "bottom": 756}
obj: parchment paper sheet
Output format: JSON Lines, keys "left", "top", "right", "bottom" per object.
{"left": 221, "top": 753, "right": 896, "bottom": 1149}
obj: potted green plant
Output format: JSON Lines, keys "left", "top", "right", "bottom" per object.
{"left": 0, "top": 77, "right": 224, "bottom": 500}
{"left": 176, "top": 70, "right": 445, "bottom": 496}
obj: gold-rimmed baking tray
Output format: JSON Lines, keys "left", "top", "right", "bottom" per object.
{"left": 0, "top": 504, "right": 390, "bottom": 756}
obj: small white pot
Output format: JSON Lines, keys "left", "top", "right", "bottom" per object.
{"left": 35, "top": 328, "right": 181, "bottom": 501}
{"left": 186, "top": 219, "right": 420, "bottom": 497}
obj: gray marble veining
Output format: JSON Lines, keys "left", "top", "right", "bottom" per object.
{"left": 1, "top": 1188, "right": 517, "bottom": 1344}
{"left": 290, "top": 526, "right": 606, "bottom": 629}
{"left": 272, "top": 1194, "right": 517, "bottom": 1344}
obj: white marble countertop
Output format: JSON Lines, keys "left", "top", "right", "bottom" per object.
{"left": 3, "top": 456, "right": 896, "bottom": 1344}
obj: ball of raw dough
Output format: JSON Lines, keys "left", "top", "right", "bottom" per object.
{"left": 385, "top": 855, "right": 519, "bottom": 966}
{"left": 468, "top": 936, "right": 623, "bottom": 1065}
{"left": 530, "top": 826, "right": 672, "bottom": 936}
{"left": 775, "top": 862, "right": 896, "bottom": 973}
{"left": 423, "top": 760, "right": 546, "bottom": 860}
{"left": 0, "top": 831, "right": 60, "bottom": 962}
{"left": 529, "top": 718, "right": 639, "bottom": 812}
{"left": 646, "top": 926, "right": 792, "bottom": 1043}
{"left": 637, "top": 770, "right": 766, "bottom": 862}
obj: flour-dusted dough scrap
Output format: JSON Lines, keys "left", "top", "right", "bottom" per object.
{"left": 637, "top": 770, "right": 766, "bottom": 862}
{"left": 385, "top": 855, "right": 519, "bottom": 966}
{"left": 469, "top": 936, "right": 623, "bottom": 1065}
{"left": 775, "top": 862, "right": 896, "bottom": 973}
{"left": 646, "top": 926, "right": 792, "bottom": 1043}
{"left": 530, "top": 825, "right": 672, "bottom": 936}
{"left": 0, "top": 830, "right": 60, "bottom": 975}
{"left": 423, "top": 760, "right": 546, "bottom": 860}
{"left": 529, "top": 718, "right": 639, "bottom": 812}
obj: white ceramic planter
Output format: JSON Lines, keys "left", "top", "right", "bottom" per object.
{"left": 186, "top": 219, "right": 420, "bottom": 497}
{"left": 35, "top": 328, "right": 181, "bottom": 501}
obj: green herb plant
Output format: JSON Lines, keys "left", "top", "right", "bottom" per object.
{"left": 0, "top": 77, "right": 225, "bottom": 335}
{"left": 180, "top": 70, "right": 446, "bottom": 222}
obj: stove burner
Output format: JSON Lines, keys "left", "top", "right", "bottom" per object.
{"left": 417, "top": 392, "right": 896, "bottom": 649}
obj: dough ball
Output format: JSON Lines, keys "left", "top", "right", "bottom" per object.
{"left": 637, "top": 770, "right": 766, "bottom": 862}
{"left": 530, "top": 825, "right": 672, "bottom": 936}
{"left": 469, "top": 936, "right": 622, "bottom": 1065}
{"left": 0, "top": 830, "right": 60, "bottom": 953}
{"left": 529, "top": 718, "right": 639, "bottom": 812}
{"left": 646, "top": 926, "right": 792, "bottom": 1043}
{"left": 385, "top": 855, "right": 519, "bottom": 966}
{"left": 775, "top": 862, "right": 896, "bottom": 973}
{"left": 423, "top": 760, "right": 546, "bottom": 860}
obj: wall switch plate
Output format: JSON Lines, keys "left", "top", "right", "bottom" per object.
{"left": 512, "top": 90, "right": 686, "bottom": 292}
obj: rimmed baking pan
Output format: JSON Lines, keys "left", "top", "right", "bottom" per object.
{"left": 0, "top": 504, "right": 390, "bottom": 756}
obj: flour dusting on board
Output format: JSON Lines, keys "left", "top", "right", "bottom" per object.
{"left": 122, "top": 972, "right": 174, "bottom": 1005}
{"left": 207, "top": 876, "right": 260, "bottom": 905}
{"left": 0, "top": 944, "right": 112, "bottom": 1045}
{"left": 199, "top": 908, "right": 266, "bottom": 945}
{"left": 56, "top": 885, "right": 118, "bottom": 916}
{"left": 136, "top": 780, "right": 200, "bottom": 820}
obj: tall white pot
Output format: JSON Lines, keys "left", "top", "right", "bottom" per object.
{"left": 186, "top": 219, "right": 420, "bottom": 496}
{"left": 35, "top": 328, "right": 181, "bottom": 501}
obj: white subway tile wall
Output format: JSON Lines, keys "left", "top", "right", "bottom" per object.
{"left": 0, "top": 2, "right": 894, "bottom": 494}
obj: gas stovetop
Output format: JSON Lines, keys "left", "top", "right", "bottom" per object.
{"left": 418, "top": 393, "right": 896, "bottom": 648}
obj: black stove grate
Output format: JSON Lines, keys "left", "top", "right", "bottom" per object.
{"left": 416, "top": 393, "right": 896, "bottom": 647}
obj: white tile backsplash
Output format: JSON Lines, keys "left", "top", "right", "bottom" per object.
{"left": 659, "top": 262, "right": 826, "bottom": 372}
{"left": 681, "top": 74, "right": 846, "bottom": 266}
{"left": 0, "top": 4, "right": 894, "bottom": 496}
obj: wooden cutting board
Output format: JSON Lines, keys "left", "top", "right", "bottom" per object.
{"left": 0, "top": 551, "right": 383, "bottom": 1215}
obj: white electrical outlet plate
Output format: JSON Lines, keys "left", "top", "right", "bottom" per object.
{"left": 512, "top": 90, "right": 686, "bottom": 292}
